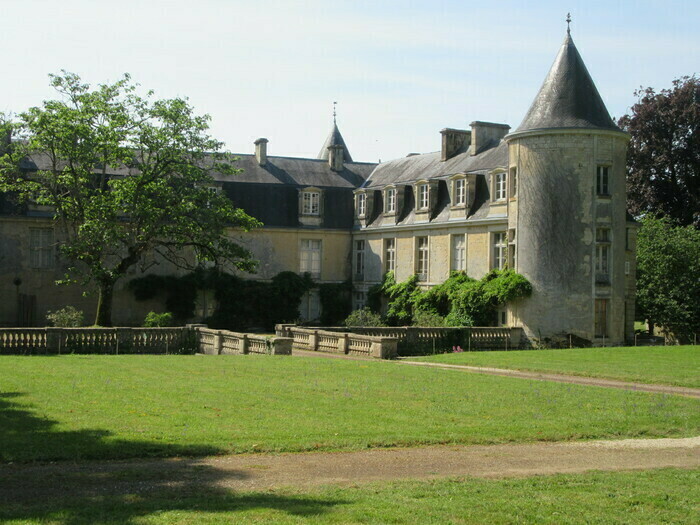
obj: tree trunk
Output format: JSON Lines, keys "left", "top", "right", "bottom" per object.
{"left": 95, "top": 279, "right": 115, "bottom": 327}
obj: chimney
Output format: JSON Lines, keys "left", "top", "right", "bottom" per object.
{"left": 440, "top": 128, "right": 470, "bottom": 161}
{"left": 254, "top": 137, "right": 268, "bottom": 166}
{"left": 469, "top": 121, "right": 510, "bottom": 156}
{"left": 328, "top": 144, "right": 344, "bottom": 172}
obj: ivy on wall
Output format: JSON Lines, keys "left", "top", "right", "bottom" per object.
{"left": 368, "top": 269, "right": 532, "bottom": 327}
{"left": 128, "top": 269, "right": 314, "bottom": 331}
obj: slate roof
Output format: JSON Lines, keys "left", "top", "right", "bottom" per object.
{"left": 514, "top": 33, "right": 620, "bottom": 134}
{"left": 317, "top": 123, "right": 354, "bottom": 163}
{"left": 361, "top": 140, "right": 508, "bottom": 189}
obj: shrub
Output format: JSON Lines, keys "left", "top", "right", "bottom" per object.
{"left": 46, "top": 306, "right": 84, "bottom": 327}
{"left": 412, "top": 309, "right": 446, "bottom": 327}
{"left": 144, "top": 311, "right": 174, "bottom": 327}
{"left": 344, "top": 308, "right": 385, "bottom": 327}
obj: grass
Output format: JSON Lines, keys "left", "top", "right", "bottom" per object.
{"left": 410, "top": 345, "right": 700, "bottom": 388}
{"left": 1, "top": 355, "right": 698, "bottom": 462}
{"left": 0, "top": 468, "right": 697, "bottom": 523}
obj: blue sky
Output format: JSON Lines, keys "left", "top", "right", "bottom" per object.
{"left": 0, "top": 0, "right": 697, "bottom": 162}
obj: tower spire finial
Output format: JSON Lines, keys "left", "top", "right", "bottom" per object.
{"left": 333, "top": 101, "right": 337, "bottom": 125}
{"left": 566, "top": 13, "right": 572, "bottom": 35}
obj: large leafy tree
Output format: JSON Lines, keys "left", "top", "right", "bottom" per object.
{"left": 636, "top": 216, "right": 700, "bottom": 342}
{"left": 0, "top": 72, "right": 260, "bottom": 326}
{"left": 618, "top": 76, "right": 700, "bottom": 227}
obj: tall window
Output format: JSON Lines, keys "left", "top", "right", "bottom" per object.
{"left": 493, "top": 232, "right": 506, "bottom": 269}
{"left": 354, "top": 240, "right": 365, "bottom": 277}
{"left": 385, "top": 188, "right": 396, "bottom": 213}
{"left": 453, "top": 178, "right": 466, "bottom": 206}
{"left": 418, "top": 184, "right": 429, "bottom": 210}
{"left": 594, "top": 298, "right": 608, "bottom": 338}
{"left": 30, "top": 228, "right": 54, "bottom": 269}
{"left": 596, "top": 228, "right": 611, "bottom": 282}
{"left": 302, "top": 191, "right": 320, "bottom": 215}
{"left": 384, "top": 238, "right": 396, "bottom": 272}
{"left": 300, "top": 290, "right": 321, "bottom": 321}
{"left": 494, "top": 172, "right": 506, "bottom": 201}
{"left": 357, "top": 193, "right": 366, "bottom": 217}
{"left": 451, "top": 234, "right": 466, "bottom": 271}
{"left": 597, "top": 166, "right": 610, "bottom": 196}
{"left": 300, "top": 239, "right": 321, "bottom": 278}
{"left": 509, "top": 167, "right": 517, "bottom": 197}
{"left": 416, "top": 237, "right": 429, "bottom": 280}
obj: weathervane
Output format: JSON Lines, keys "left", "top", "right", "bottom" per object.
{"left": 566, "top": 13, "right": 572, "bottom": 35}
{"left": 333, "top": 101, "right": 337, "bottom": 124}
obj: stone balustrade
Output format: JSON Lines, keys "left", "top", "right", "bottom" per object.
{"left": 286, "top": 327, "right": 398, "bottom": 359}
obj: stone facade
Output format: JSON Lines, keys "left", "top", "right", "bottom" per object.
{"left": 0, "top": 31, "right": 637, "bottom": 344}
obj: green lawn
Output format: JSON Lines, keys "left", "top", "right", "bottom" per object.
{"left": 410, "top": 345, "right": 700, "bottom": 388}
{"left": 0, "top": 468, "right": 697, "bottom": 524}
{"left": 1, "top": 355, "right": 698, "bottom": 463}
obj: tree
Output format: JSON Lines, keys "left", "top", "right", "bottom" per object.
{"left": 618, "top": 76, "right": 700, "bottom": 227}
{"left": 636, "top": 216, "right": 700, "bottom": 342}
{"left": 0, "top": 72, "right": 261, "bottom": 326}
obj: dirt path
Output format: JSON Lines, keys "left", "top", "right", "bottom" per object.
{"left": 292, "top": 350, "right": 700, "bottom": 398}
{"left": 1, "top": 437, "right": 698, "bottom": 502}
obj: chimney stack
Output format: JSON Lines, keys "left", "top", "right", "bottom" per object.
{"left": 470, "top": 122, "right": 510, "bottom": 155}
{"left": 254, "top": 137, "right": 268, "bottom": 166}
{"left": 328, "top": 144, "right": 344, "bottom": 171}
{"left": 440, "top": 128, "right": 470, "bottom": 161}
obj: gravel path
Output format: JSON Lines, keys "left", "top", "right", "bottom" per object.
{"left": 1, "top": 437, "right": 698, "bottom": 501}
{"left": 292, "top": 349, "right": 700, "bottom": 398}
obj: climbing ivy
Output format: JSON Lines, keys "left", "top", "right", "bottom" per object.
{"left": 375, "top": 269, "right": 532, "bottom": 327}
{"left": 318, "top": 280, "right": 353, "bottom": 326}
{"left": 128, "top": 269, "right": 314, "bottom": 331}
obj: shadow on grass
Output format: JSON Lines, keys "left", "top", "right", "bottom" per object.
{"left": 0, "top": 392, "right": 346, "bottom": 523}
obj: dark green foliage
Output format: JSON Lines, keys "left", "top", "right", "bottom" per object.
{"left": 319, "top": 280, "right": 353, "bottom": 325}
{"left": 636, "top": 216, "right": 700, "bottom": 342}
{"left": 380, "top": 272, "right": 421, "bottom": 326}
{"left": 129, "top": 269, "right": 313, "bottom": 331}
{"left": 377, "top": 269, "right": 532, "bottom": 327}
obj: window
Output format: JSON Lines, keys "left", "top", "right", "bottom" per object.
{"left": 597, "top": 166, "right": 610, "bottom": 196}
{"left": 384, "top": 238, "right": 396, "bottom": 272}
{"left": 493, "top": 232, "right": 506, "bottom": 269}
{"left": 451, "top": 234, "right": 466, "bottom": 271}
{"left": 510, "top": 167, "right": 517, "bottom": 197}
{"left": 494, "top": 172, "right": 506, "bottom": 201}
{"left": 594, "top": 299, "right": 608, "bottom": 338}
{"left": 302, "top": 191, "right": 320, "bottom": 215}
{"left": 385, "top": 188, "right": 396, "bottom": 213}
{"left": 596, "top": 228, "right": 610, "bottom": 282}
{"left": 416, "top": 237, "right": 429, "bottom": 280}
{"left": 357, "top": 193, "right": 366, "bottom": 217}
{"left": 354, "top": 240, "right": 365, "bottom": 277}
{"left": 30, "top": 228, "right": 54, "bottom": 269}
{"left": 300, "top": 239, "right": 321, "bottom": 278}
{"left": 418, "top": 184, "right": 429, "bottom": 210}
{"left": 300, "top": 290, "right": 321, "bottom": 321}
{"left": 353, "top": 291, "right": 367, "bottom": 311}
{"left": 453, "top": 178, "right": 466, "bottom": 206}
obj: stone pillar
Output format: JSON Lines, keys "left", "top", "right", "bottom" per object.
{"left": 337, "top": 333, "right": 348, "bottom": 354}
{"left": 241, "top": 334, "right": 249, "bottom": 355}
{"left": 308, "top": 330, "right": 319, "bottom": 352}
{"left": 271, "top": 337, "right": 293, "bottom": 355}
{"left": 46, "top": 328, "right": 62, "bottom": 354}
{"left": 116, "top": 327, "right": 132, "bottom": 354}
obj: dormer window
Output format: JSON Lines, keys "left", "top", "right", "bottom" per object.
{"left": 385, "top": 187, "right": 396, "bottom": 213}
{"left": 453, "top": 178, "right": 466, "bottom": 206}
{"left": 418, "top": 184, "right": 429, "bottom": 210}
{"left": 302, "top": 190, "right": 320, "bottom": 215}
{"left": 494, "top": 172, "right": 507, "bottom": 201}
{"left": 357, "top": 193, "right": 366, "bottom": 217}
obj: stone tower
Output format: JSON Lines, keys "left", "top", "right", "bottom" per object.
{"left": 505, "top": 31, "right": 632, "bottom": 345}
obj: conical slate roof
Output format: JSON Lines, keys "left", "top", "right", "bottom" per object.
{"left": 515, "top": 33, "right": 620, "bottom": 134}
{"left": 317, "top": 123, "right": 353, "bottom": 162}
